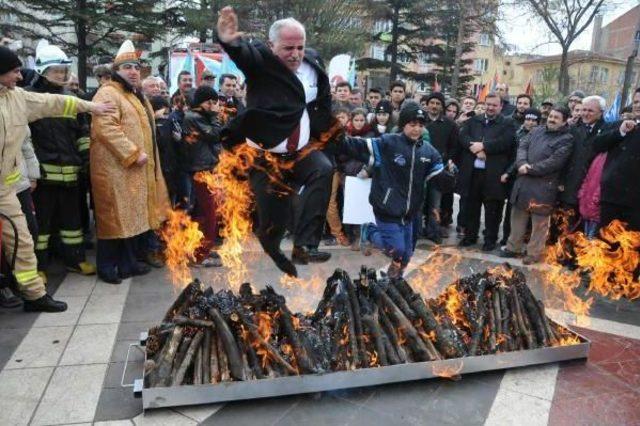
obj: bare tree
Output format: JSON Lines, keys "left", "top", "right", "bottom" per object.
{"left": 445, "top": 0, "right": 501, "bottom": 96}
{"left": 524, "top": 0, "right": 606, "bottom": 95}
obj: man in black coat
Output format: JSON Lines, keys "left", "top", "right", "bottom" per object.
{"left": 557, "top": 95, "right": 612, "bottom": 231}
{"left": 593, "top": 117, "right": 640, "bottom": 231}
{"left": 217, "top": 7, "right": 334, "bottom": 276}
{"left": 457, "top": 93, "right": 517, "bottom": 251}
{"left": 419, "top": 92, "right": 459, "bottom": 242}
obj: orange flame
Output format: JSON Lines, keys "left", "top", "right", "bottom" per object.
{"left": 279, "top": 274, "right": 326, "bottom": 313}
{"left": 409, "top": 248, "right": 463, "bottom": 297}
{"left": 573, "top": 220, "right": 640, "bottom": 300}
{"left": 194, "top": 144, "right": 259, "bottom": 287}
{"left": 432, "top": 360, "right": 464, "bottom": 379}
{"left": 159, "top": 209, "right": 204, "bottom": 287}
{"left": 438, "top": 284, "right": 470, "bottom": 329}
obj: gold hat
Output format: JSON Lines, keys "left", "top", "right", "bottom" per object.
{"left": 113, "top": 40, "right": 139, "bottom": 68}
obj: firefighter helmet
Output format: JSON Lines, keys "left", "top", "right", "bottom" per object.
{"left": 35, "top": 45, "right": 72, "bottom": 75}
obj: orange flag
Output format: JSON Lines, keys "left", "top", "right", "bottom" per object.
{"left": 478, "top": 82, "right": 489, "bottom": 102}
{"left": 524, "top": 77, "right": 534, "bottom": 96}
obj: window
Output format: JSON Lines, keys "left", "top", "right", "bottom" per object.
{"left": 473, "top": 58, "right": 488, "bottom": 72}
{"left": 371, "top": 44, "right": 385, "bottom": 60}
{"left": 601, "top": 67, "right": 609, "bottom": 84}
{"left": 374, "top": 20, "right": 392, "bottom": 34}
{"left": 397, "top": 52, "right": 411, "bottom": 64}
{"left": 479, "top": 33, "right": 491, "bottom": 46}
{"left": 590, "top": 65, "right": 600, "bottom": 82}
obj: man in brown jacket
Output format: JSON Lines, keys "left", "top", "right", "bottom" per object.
{"left": 91, "top": 40, "right": 170, "bottom": 284}
{"left": 0, "top": 46, "right": 113, "bottom": 312}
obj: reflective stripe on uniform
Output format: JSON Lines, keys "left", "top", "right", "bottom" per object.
{"left": 35, "top": 234, "right": 50, "bottom": 251}
{"left": 15, "top": 269, "right": 40, "bottom": 284}
{"left": 4, "top": 169, "right": 21, "bottom": 185}
{"left": 76, "top": 136, "right": 90, "bottom": 152}
{"left": 61, "top": 236, "right": 83, "bottom": 245}
{"left": 41, "top": 164, "right": 80, "bottom": 183}
{"left": 60, "top": 229, "right": 83, "bottom": 245}
{"left": 42, "top": 164, "right": 81, "bottom": 174}
{"left": 62, "top": 97, "right": 78, "bottom": 118}
{"left": 59, "top": 229, "right": 83, "bottom": 237}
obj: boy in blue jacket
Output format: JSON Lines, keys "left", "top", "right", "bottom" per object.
{"left": 339, "top": 105, "right": 449, "bottom": 278}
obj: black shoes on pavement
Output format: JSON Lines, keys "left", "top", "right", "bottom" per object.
{"left": 0, "top": 287, "right": 23, "bottom": 309}
{"left": 23, "top": 294, "right": 68, "bottom": 313}
{"left": 291, "top": 246, "right": 331, "bottom": 265}
{"left": 481, "top": 241, "right": 497, "bottom": 252}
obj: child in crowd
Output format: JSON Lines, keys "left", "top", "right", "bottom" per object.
{"left": 338, "top": 105, "right": 451, "bottom": 278}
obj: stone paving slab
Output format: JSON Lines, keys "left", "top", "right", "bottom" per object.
{"left": 31, "top": 363, "right": 108, "bottom": 425}
{"left": 0, "top": 367, "right": 53, "bottom": 426}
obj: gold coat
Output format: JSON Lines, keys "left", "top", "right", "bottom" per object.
{"left": 90, "top": 81, "right": 169, "bottom": 239}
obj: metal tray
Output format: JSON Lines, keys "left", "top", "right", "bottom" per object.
{"left": 131, "top": 321, "right": 590, "bottom": 410}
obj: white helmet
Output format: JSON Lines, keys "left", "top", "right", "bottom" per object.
{"left": 35, "top": 45, "right": 72, "bottom": 74}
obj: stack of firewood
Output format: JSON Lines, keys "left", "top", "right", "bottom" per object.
{"left": 144, "top": 265, "right": 577, "bottom": 387}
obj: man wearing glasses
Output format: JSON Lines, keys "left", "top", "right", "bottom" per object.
{"left": 199, "top": 70, "right": 216, "bottom": 88}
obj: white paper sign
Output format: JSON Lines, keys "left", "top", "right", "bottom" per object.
{"left": 343, "top": 176, "right": 376, "bottom": 225}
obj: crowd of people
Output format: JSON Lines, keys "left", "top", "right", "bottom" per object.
{"left": 1, "top": 9, "right": 639, "bottom": 313}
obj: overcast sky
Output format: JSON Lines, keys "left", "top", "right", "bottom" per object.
{"left": 499, "top": 1, "right": 637, "bottom": 55}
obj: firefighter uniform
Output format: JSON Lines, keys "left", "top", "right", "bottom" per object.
{"left": 27, "top": 74, "right": 93, "bottom": 273}
{"left": 1, "top": 84, "right": 95, "bottom": 301}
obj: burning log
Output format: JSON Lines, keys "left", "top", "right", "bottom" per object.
{"left": 147, "top": 325, "right": 184, "bottom": 387}
{"left": 377, "top": 304, "right": 407, "bottom": 363}
{"left": 237, "top": 314, "right": 297, "bottom": 375}
{"left": 468, "top": 279, "right": 489, "bottom": 356}
{"left": 372, "top": 282, "right": 435, "bottom": 362}
{"left": 216, "top": 332, "right": 231, "bottom": 381}
{"left": 511, "top": 286, "right": 534, "bottom": 349}
{"left": 172, "top": 331, "right": 203, "bottom": 386}
{"left": 163, "top": 281, "right": 201, "bottom": 322}
{"left": 340, "top": 270, "right": 367, "bottom": 367}
{"left": 170, "top": 316, "right": 214, "bottom": 328}
{"left": 203, "top": 329, "right": 212, "bottom": 383}
{"left": 145, "top": 265, "right": 583, "bottom": 389}
{"left": 208, "top": 307, "right": 246, "bottom": 381}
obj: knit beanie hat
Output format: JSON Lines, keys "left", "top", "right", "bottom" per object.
{"left": 0, "top": 46, "right": 22, "bottom": 75}
{"left": 191, "top": 85, "right": 219, "bottom": 107}
{"left": 398, "top": 104, "right": 427, "bottom": 129}
{"left": 375, "top": 100, "right": 392, "bottom": 114}
{"left": 426, "top": 91, "right": 446, "bottom": 106}
{"left": 523, "top": 107, "right": 542, "bottom": 123}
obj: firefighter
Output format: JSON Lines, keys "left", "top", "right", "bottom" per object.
{"left": 27, "top": 44, "right": 96, "bottom": 280}
{"left": 0, "top": 46, "right": 113, "bottom": 312}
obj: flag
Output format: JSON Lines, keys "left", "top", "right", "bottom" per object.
{"left": 347, "top": 57, "right": 356, "bottom": 87}
{"left": 433, "top": 74, "right": 441, "bottom": 92}
{"left": 490, "top": 71, "right": 499, "bottom": 91}
{"left": 524, "top": 77, "right": 534, "bottom": 96}
{"left": 604, "top": 92, "right": 621, "bottom": 123}
{"left": 478, "top": 82, "right": 490, "bottom": 102}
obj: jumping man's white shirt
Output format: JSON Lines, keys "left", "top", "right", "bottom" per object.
{"left": 247, "top": 61, "right": 318, "bottom": 153}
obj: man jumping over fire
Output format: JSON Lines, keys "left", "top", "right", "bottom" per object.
{"left": 216, "top": 6, "right": 335, "bottom": 277}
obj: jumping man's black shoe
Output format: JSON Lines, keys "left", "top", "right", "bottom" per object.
{"left": 292, "top": 246, "right": 331, "bottom": 264}
{"left": 23, "top": 294, "right": 68, "bottom": 313}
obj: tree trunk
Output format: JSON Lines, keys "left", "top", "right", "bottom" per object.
{"left": 389, "top": 5, "right": 401, "bottom": 82}
{"left": 559, "top": 46, "right": 570, "bottom": 95}
{"left": 451, "top": 8, "right": 466, "bottom": 96}
{"left": 76, "top": 0, "right": 88, "bottom": 91}
{"left": 199, "top": 0, "right": 209, "bottom": 43}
